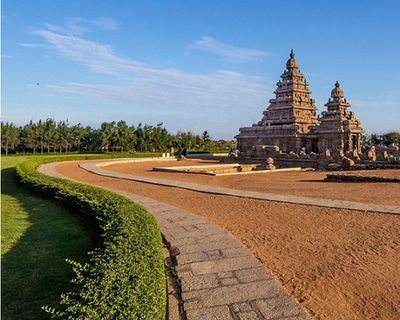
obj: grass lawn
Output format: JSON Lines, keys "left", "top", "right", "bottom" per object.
{"left": 1, "top": 156, "right": 95, "bottom": 320}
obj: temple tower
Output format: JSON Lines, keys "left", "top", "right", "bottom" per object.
{"left": 258, "top": 49, "right": 319, "bottom": 133}
{"left": 236, "top": 50, "right": 319, "bottom": 153}
{"left": 315, "top": 81, "right": 363, "bottom": 156}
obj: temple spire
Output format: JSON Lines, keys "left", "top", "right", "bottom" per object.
{"left": 331, "top": 81, "right": 345, "bottom": 100}
{"left": 286, "top": 49, "right": 299, "bottom": 70}
{"left": 259, "top": 50, "right": 318, "bottom": 132}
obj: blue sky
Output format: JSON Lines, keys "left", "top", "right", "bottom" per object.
{"left": 2, "top": 0, "right": 400, "bottom": 138}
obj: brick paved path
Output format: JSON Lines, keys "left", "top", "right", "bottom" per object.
{"left": 39, "top": 161, "right": 311, "bottom": 320}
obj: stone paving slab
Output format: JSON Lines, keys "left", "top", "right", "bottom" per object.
{"left": 39, "top": 162, "right": 311, "bottom": 320}
{"left": 78, "top": 160, "right": 399, "bottom": 215}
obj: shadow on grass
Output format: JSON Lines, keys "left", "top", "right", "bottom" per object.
{"left": 1, "top": 166, "right": 96, "bottom": 320}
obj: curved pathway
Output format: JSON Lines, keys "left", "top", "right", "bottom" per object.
{"left": 39, "top": 161, "right": 311, "bottom": 320}
{"left": 81, "top": 159, "right": 400, "bottom": 215}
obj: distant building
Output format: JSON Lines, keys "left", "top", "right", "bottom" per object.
{"left": 236, "top": 50, "right": 363, "bottom": 157}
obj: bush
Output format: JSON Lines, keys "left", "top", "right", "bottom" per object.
{"left": 16, "top": 156, "right": 166, "bottom": 319}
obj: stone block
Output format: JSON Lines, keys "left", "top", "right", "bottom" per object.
{"left": 185, "top": 305, "right": 234, "bottom": 320}
{"left": 234, "top": 266, "right": 273, "bottom": 283}
{"left": 189, "top": 256, "right": 260, "bottom": 275}
{"left": 254, "top": 294, "right": 308, "bottom": 319}
{"left": 181, "top": 273, "right": 219, "bottom": 292}
{"left": 176, "top": 252, "right": 209, "bottom": 265}
{"left": 184, "top": 280, "right": 284, "bottom": 309}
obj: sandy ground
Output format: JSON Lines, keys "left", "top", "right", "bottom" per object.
{"left": 56, "top": 161, "right": 400, "bottom": 320}
{"left": 105, "top": 160, "right": 400, "bottom": 206}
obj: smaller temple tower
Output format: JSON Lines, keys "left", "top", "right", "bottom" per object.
{"left": 315, "top": 82, "right": 363, "bottom": 156}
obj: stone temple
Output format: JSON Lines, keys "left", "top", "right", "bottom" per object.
{"left": 236, "top": 50, "right": 364, "bottom": 160}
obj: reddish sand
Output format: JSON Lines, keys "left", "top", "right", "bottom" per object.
{"left": 56, "top": 161, "right": 400, "bottom": 320}
{"left": 106, "top": 160, "right": 400, "bottom": 206}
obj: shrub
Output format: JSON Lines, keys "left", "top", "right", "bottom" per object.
{"left": 16, "top": 156, "right": 166, "bottom": 319}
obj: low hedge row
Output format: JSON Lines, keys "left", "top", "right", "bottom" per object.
{"left": 16, "top": 156, "right": 166, "bottom": 320}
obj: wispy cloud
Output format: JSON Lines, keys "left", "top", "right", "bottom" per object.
{"left": 34, "top": 17, "right": 120, "bottom": 37}
{"left": 20, "top": 43, "right": 50, "bottom": 49}
{"left": 89, "top": 18, "right": 119, "bottom": 31}
{"left": 188, "top": 36, "right": 269, "bottom": 63}
{"left": 26, "top": 24, "right": 271, "bottom": 116}
{"left": 351, "top": 99, "right": 399, "bottom": 108}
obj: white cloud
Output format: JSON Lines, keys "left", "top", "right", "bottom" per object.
{"left": 188, "top": 36, "right": 269, "bottom": 63}
{"left": 20, "top": 43, "right": 50, "bottom": 49}
{"left": 34, "top": 17, "right": 120, "bottom": 37}
{"left": 28, "top": 25, "right": 271, "bottom": 115}
{"left": 90, "top": 18, "right": 119, "bottom": 31}
{"left": 351, "top": 99, "right": 398, "bottom": 108}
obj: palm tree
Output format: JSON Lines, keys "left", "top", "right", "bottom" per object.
{"left": 71, "top": 123, "right": 88, "bottom": 152}
{"left": 116, "top": 121, "right": 135, "bottom": 152}
{"left": 99, "top": 121, "right": 116, "bottom": 152}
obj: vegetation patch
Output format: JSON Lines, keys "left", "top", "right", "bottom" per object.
{"left": 1, "top": 156, "right": 94, "bottom": 320}
{"left": 1, "top": 119, "right": 234, "bottom": 155}
{"left": 16, "top": 155, "right": 166, "bottom": 319}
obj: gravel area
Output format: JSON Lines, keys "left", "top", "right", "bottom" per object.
{"left": 105, "top": 160, "right": 400, "bottom": 206}
{"left": 56, "top": 160, "right": 400, "bottom": 320}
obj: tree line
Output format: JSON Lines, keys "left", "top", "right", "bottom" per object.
{"left": 363, "top": 132, "right": 400, "bottom": 148}
{"left": 1, "top": 119, "right": 232, "bottom": 155}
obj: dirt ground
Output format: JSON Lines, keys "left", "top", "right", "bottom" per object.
{"left": 106, "top": 159, "right": 400, "bottom": 206}
{"left": 57, "top": 161, "right": 400, "bottom": 320}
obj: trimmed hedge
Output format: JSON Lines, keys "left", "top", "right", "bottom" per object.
{"left": 16, "top": 156, "right": 166, "bottom": 320}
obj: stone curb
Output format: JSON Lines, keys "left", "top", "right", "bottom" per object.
{"left": 79, "top": 160, "right": 400, "bottom": 215}
{"left": 38, "top": 162, "right": 311, "bottom": 320}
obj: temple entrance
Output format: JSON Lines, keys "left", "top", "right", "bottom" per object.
{"left": 311, "top": 139, "right": 318, "bottom": 153}
{"left": 351, "top": 135, "right": 357, "bottom": 151}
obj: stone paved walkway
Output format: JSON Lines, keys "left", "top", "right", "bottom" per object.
{"left": 80, "top": 159, "right": 400, "bottom": 215}
{"left": 39, "top": 161, "right": 311, "bottom": 320}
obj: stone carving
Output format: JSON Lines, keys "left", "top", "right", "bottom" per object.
{"left": 367, "top": 146, "right": 377, "bottom": 161}
{"left": 266, "top": 157, "right": 276, "bottom": 170}
{"left": 342, "top": 157, "right": 355, "bottom": 167}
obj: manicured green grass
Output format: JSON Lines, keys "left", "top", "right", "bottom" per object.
{"left": 16, "top": 155, "right": 166, "bottom": 319}
{"left": 1, "top": 156, "right": 95, "bottom": 320}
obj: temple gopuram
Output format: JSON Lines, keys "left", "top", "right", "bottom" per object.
{"left": 234, "top": 50, "right": 388, "bottom": 168}
{"left": 237, "top": 50, "right": 320, "bottom": 154}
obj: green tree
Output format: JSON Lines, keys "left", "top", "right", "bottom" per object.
{"left": 21, "top": 121, "right": 39, "bottom": 153}
{"left": 174, "top": 131, "right": 198, "bottom": 150}
{"left": 43, "top": 118, "right": 57, "bottom": 153}
{"left": 81, "top": 127, "right": 100, "bottom": 152}
{"left": 115, "top": 121, "right": 135, "bottom": 152}
{"left": 1, "top": 122, "right": 20, "bottom": 155}
{"left": 149, "top": 123, "right": 171, "bottom": 152}
{"left": 383, "top": 131, "right": 400, "bottom": 146}
{"left": 36, "top": 120, "right": 46, "bottom": 154}
{"left": 99, "top": 121, "right": 116, "bottom": 152}
{"left": 201, "top": 130, "right": 211, "bottom": 149}
{"left": 71, "top": 123, "right": 88, "bottom": 152}
{"left": 56, "top": 120, "right": 74, "bottom": 152}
